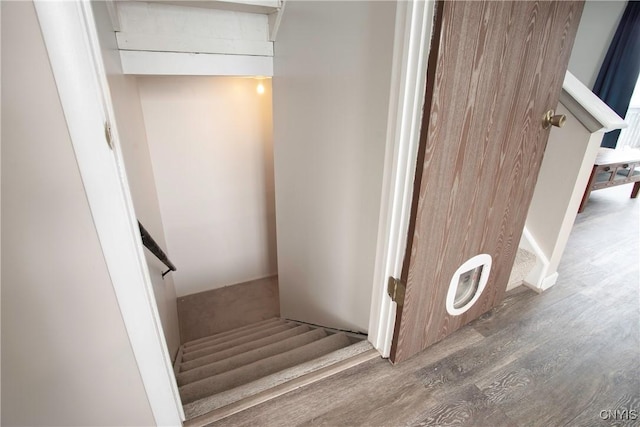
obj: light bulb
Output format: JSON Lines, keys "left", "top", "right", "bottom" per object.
{"left": 257, "top": 82, "right": 265, "bottom": 94}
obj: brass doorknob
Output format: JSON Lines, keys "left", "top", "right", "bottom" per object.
{"left": 542, "top": 110, "right": 566, "bottom": 129}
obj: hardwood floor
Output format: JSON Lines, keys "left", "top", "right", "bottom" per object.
{"left": 211, "top": 185, "right": 639, "bottom": 427}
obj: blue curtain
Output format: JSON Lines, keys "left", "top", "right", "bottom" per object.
{"left": 593, "top": 1, "right": 640, "bottom": 148}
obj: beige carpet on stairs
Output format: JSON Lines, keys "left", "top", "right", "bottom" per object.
{"left": 181, "top": 322, "right": 295, "bottom": 362}
{"left": 507, "top": 247, "right": 537, "bottom": 290}
{"left": 177, "top": 327, "right": 323, "bottom": 386}
{"left": 173, "top": 317, "right": 377, "bottom": 425}
{"left": 179, "top": 324, "right": 312, "bottom": 371}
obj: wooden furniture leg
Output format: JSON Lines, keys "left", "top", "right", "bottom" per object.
{"left": 632, "top": 181, "right": 640, "bottom": 199}
{"left": 579, "top": 166, "right": 598, "bottom": 213}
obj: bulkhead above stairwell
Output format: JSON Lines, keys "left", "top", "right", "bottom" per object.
{"left": 107, "top": 0, "right": 285, "bottom": 75}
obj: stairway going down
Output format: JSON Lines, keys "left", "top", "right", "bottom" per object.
{"left": 506, "top": 247, "right": 537, "bottom": 291}
{"left": 175, "top": 317, "right": 378, "bottom": 426}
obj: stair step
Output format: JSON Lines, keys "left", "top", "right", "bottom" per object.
{"left": 179, "top": 333, "right": 352, "bottom": 404}
{"left": 183, "top": 340, "right": 376, "bottom": 422}
{"left": 181, "top": 323, "right": 295, "bottom": 362}
{"left": 183, "top": 318, "right": 287, "bottom": 353}
{"left": 507, "top": 247, "right": 537, "bottom": 289}
{"left": 177, "top": 328, "right": 327, "bottom": 386}
{"left": 183, "top": 318, "right": 281, "bottom": 348}
{"left": 179, "top": 325, "right": 312, "bottom": 372}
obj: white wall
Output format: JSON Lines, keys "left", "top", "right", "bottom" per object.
{"left": 137, "top": 76, "right": 277, "bottom": 297}
{"left": 1, "top": 2, "right": 155, "bottom": 425}
{"left": 91, "top": 1, "right": 181, "bottom": 357}
{"left": 525, "top": 103, "right": 603, "bottom": 289}
{"left": 273, "top": 1, "right": 396, "bottom": 333}
{"left": 567, "top": 0, "right": 627, "bottom": 88}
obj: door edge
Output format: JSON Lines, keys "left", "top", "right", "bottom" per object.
{"left": 367, "top": 0, "right": 437, "bottom": 359}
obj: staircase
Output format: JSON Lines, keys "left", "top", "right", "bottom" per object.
{"left": 175, "top": 318, "right": 377, "bottom": 426}
{"left": 506, "top": 247, "right": 537, "bottom": 291}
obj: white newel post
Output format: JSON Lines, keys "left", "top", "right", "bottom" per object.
{"left": 522, "top": 71, "right": 627, "bottom": 292}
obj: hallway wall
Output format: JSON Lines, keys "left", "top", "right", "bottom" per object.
{"left": 91, "top": 1, "right": 181, "bottom": 358}
{"left": 137, "top": 77, "right": 277, "bottom": 297}
{"left": 1, "top": 2, "right": 155, "bottom": 424}
{"left": 272, "top": 1, "right": 396, "bottom": 332}
{"left": 567, "top": 0, "right": 626, "bottom": 88}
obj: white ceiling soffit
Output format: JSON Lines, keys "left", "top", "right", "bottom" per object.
{"left": 133, "top": 0, "right": 280, "bottom": 14}
{"left": 111, "top": 0, "right": 284, "bottom": 76}
{"left": 119, "top": 50, "right": 274, "bottom": 76}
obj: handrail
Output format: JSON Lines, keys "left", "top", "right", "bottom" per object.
{"left": 138, "top": 221, "right": 176, "bottom": 278}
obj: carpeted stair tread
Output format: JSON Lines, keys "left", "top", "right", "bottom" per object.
{"left": 181, "top": 323, "right": 296, "bottom": 362}
{"left": 183, "top": 318, "right": 282, "bottom": 348}
{"left": 177, "top": 328, "right": 328, "bottom": 386}
{"left": 507, "top": 247, "right": 537, "bottom": 289}
{"left": 179, "top": 332, "right": 352, "bottom": 404}
{"left": 183, "top": 318, "right": 281, "bottom": 348}
{"left": 179, "top": 325, "right": 312, "bottom": 372}
{"left": 183, "top": 319, "right": 288, "bottom": 353}
{"left": 183, "top": 340, "right": 375, "bottom": 421}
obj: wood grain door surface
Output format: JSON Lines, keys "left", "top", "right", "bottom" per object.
{"left": 391, "top": 0, "right": 584, "bottom": 363}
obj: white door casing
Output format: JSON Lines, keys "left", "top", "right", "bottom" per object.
{"left": 34, "top": 1, "right": 184, "bottom": 424}
{"left": 367, "top": 0, "right": 436, "bottom": 357}
{"left": 36, "top": 3, "right": 435, "bottom": 421}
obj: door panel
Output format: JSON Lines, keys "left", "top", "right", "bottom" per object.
{"left": 391, "top": 1, "right": 583, "bottom": 363}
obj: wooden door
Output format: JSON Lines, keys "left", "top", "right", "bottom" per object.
{"left": 391, "top": 0, "right": 584, "bottom": 363}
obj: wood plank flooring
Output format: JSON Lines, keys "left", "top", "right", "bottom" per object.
{"left": 210, "top": 184, "right": 639, "bottom": 427}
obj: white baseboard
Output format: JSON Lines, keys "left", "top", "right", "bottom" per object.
{"left": 540, "top": 272, "right": 560, "bottom": 290}
{"left": 523, "top": 272, "right": 559, "bottom": 293}
{"left": 521, "top": 226, "right": 558, "bottom": 291}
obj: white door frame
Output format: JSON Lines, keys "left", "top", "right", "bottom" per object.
{"left": 34, "top": 1, "right": 184, "bottom": 424}
{"left": 367, "top": 0, "right": 436, "bottom": 358}
{"left": 36, "top": 0, "right": 434, "bottom": 421}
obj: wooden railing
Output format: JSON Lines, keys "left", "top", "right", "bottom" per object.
{"left": 138, "top": 221, "right": 176, "bottom": 278}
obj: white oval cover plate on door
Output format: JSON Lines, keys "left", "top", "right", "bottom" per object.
{"left": 446, "top": 253, "right": 492, "bottom": 316}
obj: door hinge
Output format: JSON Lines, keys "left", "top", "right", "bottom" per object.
{"left": 104, "top": 121, "right": 113, "bottom": 150}
{"left": 387, "top": 276, "right": 406, "bottom": 306}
